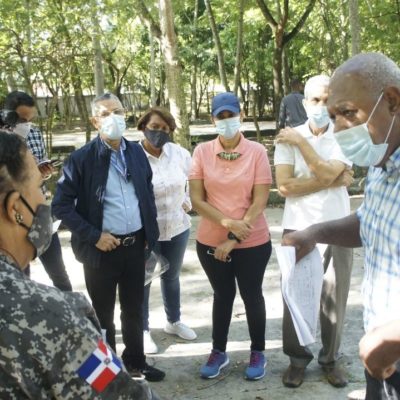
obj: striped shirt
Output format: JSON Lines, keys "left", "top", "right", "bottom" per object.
{"left": 357, "top": 146, "right": 400, "bottom": 331}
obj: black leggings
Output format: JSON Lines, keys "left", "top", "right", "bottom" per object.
{"left": 197, "top": 240, "right": 272, "bottom": 352}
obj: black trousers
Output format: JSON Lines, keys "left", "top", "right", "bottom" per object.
{"left": 197, "top": 240, "right": 272, "bottom": 352}
{"left": 365, "top": 365, "right": 400, "bottom": 400}
{"left": 39, "top": 233, "right": 72, "bottom": 291}
{"left": 83, "top": 229, "right": 146, "bottom": 369}
{"left": 24, "top": 233, "right": 72, "bottom": 292}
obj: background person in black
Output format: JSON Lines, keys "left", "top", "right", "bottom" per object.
{"left": 0, "top": 91, "right": 72, "bottom": 291}
{"left": 278, "top": 79, "right": 308, "bottom": 129}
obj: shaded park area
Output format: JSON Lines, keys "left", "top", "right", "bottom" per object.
{"left": 32, "top": 197, "right": 367, "bottom": 400}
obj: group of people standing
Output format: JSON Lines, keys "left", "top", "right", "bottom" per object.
{"left": 1, "top": 51, "right": 400, "bottom": 400}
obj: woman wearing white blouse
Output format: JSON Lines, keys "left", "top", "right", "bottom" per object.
{"left": 138, "top": 107, "right": 197, "bottom": 354}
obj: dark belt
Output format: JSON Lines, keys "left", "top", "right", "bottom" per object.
{"left": 113, "top": 230, "right": 141, "bottom": 247}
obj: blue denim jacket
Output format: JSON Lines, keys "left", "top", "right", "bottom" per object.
{"left": 52, "top": 136, "right": 159, "bottom": 268}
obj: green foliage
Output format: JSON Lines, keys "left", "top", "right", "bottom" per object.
{"left": 0, "top": 0, "right": 399, "bottom": 122}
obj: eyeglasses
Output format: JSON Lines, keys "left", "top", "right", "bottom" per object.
{"left": 207, "top": 248, "right": 232, "bottom": 262}
{"left": 96, "top": 108, "right": 126, "bottom": 118}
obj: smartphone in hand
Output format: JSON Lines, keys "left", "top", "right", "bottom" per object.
{"left": 38, "top": 159, "right": 63, "bottom": 168}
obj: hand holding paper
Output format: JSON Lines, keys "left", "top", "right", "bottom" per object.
{"left": 276, "top": 245, "right": 324, "bottom": 347}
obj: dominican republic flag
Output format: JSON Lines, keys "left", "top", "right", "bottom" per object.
{"left": 77, "top": 339, "right": 122, "bottom": 392}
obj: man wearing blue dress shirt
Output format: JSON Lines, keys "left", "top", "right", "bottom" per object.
{"left": 52, "top": 93, "right": 165, "bottom": 382}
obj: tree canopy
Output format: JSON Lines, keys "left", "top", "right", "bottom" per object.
{"left": 1, "top": 0, "right": 399, "bottom": 144}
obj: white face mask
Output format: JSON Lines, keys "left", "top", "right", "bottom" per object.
{"left": 305, "top": 104, "right": 331, "bottom": 128}
{"left": 334, "top": 93, "right": 396, "bottom": 167}
{"left": 215, "top": 116, "right": 241, "bottom": 139}
{"left": 13, "top": 122, "right": 32, "bottom": 138}
{"left": 99, "top": 114, "right": 126, "bottom": 140}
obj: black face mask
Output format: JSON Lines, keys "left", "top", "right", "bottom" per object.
{"left": 144, "top": 129, "right": 171, "bottom": 149}
{"left": 4, "top": 191, "right": 53, "bottom": 258}
{"left": 0, "top": 109, "right": 19, "bottom": 127}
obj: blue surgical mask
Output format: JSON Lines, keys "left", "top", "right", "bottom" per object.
{"left": 99, "top": 114, "right": 126, "bottom": 140}
{"left": 305, "top": 104, "right": 331, "bottom": 128}
{"left": 215, "top": 116, "right": 241, "bottom": 139}
{"left": 335, "top": 93, "right": 396, "bottom": 167}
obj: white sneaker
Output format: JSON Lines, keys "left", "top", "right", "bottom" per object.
{"left": 164, "top": 321, "right": 197, "bottom": 340}
{"left": 143, "top": 330, "right": 158, "bottom": 354}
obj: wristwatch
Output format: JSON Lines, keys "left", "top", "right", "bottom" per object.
{"left": 227, "top": 231, "right": 241, "bottom": 243}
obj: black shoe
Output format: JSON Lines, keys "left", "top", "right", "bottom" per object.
{"left": 142, "top": 363, "right": 166, "bottom": 382}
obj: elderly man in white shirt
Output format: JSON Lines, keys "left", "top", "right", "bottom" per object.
{"left": 138, "top": 107, "right": 197, "bottom": 354}
{"left": 274, "top": 75, "right": 354, "bottom": 389}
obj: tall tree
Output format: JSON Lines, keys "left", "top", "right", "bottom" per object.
{"left": 233, "top": 0, "right": 245, "bottom": 95}
{"left": 91, "top": 0, "right": 105, "bottom": 96}
{"left": 149, "top": 25, "right": 157, "bottom": 107}
{"left": 158, "top": 0, "right": 190, "bottom": 147}
{"left": 256, "top": 0, "right": 317, "bottom": 118}
{"left": 190, "top": 0, "right": 199, "bottom": 120}
{"left": 349, "top": 0, "right": 361, "bottom": 55}
{"left": 204, "top": 0, "right": 230, "bottom": 91}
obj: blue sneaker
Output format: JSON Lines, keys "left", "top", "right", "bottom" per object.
{"left": 245, "top": 351, "right": 266, "bottom": 380}
{"left": 200, "top": 349, "right": 229, "bottom": 379}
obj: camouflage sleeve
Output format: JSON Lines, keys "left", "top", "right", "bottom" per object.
{"left": 0, "top": 279, "right": 153, "bottom": 400}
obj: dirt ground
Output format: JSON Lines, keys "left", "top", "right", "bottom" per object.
{"left": 32, "top": 197, "right": 367, "bottom": 400}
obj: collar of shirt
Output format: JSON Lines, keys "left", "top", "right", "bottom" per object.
{"left": 101, "top": 138, "right": 128, "bottom": 179}
{"left": 140, "top": 141, "right": 170, "bottom": 160}
{"left": 383, "top": 146, "right": 400, "bottom": 177}
{"left": 296, "top": 120, "right": 334, "bottom": 139}
{"left": 101, "top": 137, "right": 126, "bottom": 152}
{"left": 213, "top": 132, "right": 246, "bottom": 156}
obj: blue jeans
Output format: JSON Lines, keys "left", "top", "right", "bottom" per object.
{"left": 142, "top": 229, "right": 190, "bottom": 330}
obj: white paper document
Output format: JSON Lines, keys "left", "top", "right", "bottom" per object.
{"left": 275, "top": 245, "right": 324, "bottom": 347}
{"left": 52, "top": 219, "right": 62, "bottom": 234}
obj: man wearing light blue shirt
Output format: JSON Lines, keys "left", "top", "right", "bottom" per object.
{"left": 282, "top": 53, "right": 400, "bottom": 399}
{"left": 53, "top": 93, "right": 165, "bottom": 382}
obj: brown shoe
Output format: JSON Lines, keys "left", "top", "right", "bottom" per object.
{"left": 322, "top": 364, "right": 348, "bottom": 388}
{"left": 282, "top": 365, "right": 305, "bottom": 388}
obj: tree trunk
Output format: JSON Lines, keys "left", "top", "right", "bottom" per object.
{"left": 282, "top": 47, "right": 290, "bottom": 95}
{"left": 204, "top": 0, "right": 230, "bottom": 91}
{"left": 53, "top": 1, "right": 91, "bottom": 141}
{"left": 250, "top": 88, "right": 262, "bottom": 143}
{"left": 159, "top": 0, "right": 190, "bottom": 148}
{"left": 190, "top": 0, "right": 199, "bottom": 120}
{"left": 349, "top": 0, "right": 361, "bottom": 55}
{"left": 149, "top": 26, "right": 157, "bottom": 107}
{"left": 6, "top": 74, "right": 17, "bottom": 91}
{"left": 91, "top": 2, "right": 105, "bottom": 96}
{"left": 272, "top": 31, "right": 284, "bottom": 122}
{"left": 233, "top": 0, "right": 245, "bottom": 95}
{"left": 256, "top": 0, "right": 316, "bottom": 122}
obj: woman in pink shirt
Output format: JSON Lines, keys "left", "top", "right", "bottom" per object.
{"left": 189, "top": 92, "right": 272, "bottom": 381}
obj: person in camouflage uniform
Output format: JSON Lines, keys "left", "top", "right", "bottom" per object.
{"left": 0, "top": 131, "right": 160, "bottom": 399}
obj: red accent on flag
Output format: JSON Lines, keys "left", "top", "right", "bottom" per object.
{"left": 98, "top": 339, "right": 108, "bottom": 355}
{"left": 92, "top": 368, "right": 116, "bottom": 392}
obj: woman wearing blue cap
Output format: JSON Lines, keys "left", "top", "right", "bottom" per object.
{"left": 189, "top": 92, "right": 273, "bottom": 381}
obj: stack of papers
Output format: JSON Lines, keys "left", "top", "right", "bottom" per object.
{"left": 275, "top": 245, "right": 324, "bottom": 346}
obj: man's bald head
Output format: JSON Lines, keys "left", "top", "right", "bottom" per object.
{"left": 331, "top": 52, "right": 400, "bottom": 96}
{"left": 328, "top": 52, "right": 400, "bottom": 166}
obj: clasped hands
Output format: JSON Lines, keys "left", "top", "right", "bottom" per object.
{"left": 212, "top": 219, "right": 253, "bottom": 262}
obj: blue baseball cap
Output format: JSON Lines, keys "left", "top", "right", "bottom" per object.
{"left": 211, "top": 92, "right": 240, "bottom": 117}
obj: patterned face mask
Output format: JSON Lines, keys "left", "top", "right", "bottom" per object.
{"left": 5, "top": 192, "right": 53, "bottom": 258}
{"left": 217, "top": 152, "right": 242, "bottom": 161}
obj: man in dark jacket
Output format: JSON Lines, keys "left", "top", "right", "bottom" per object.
{"left": 52, "top": 93, "right": 165, "bottom": 382}
{"left": 278, "top": 79, "right": 307, "bottom": 129}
